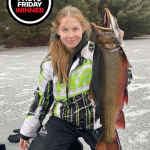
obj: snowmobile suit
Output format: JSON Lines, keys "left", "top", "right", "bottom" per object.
{"left": 20, "top": 35, "right": 101, "bottom": 139}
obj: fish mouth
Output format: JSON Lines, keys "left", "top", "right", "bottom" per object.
{"left": 104, "top": 8, "right": 118, "bottom": 32}
{"left": 90, "top": 8, "right": 114, "bottom": 32}
{"left": 90, "top": 8, "right": 118, "bottom": 45}
{"left": 104, "top": 8, "right": 112, "bottom": 29}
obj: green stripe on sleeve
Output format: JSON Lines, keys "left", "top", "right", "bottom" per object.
{"left": 41, "top": 71, "right": 47, "bottom": 80}
{"left": 45, "top": 81, "right": 50, "bottom": 110}
{"left": 25, "top": 115, "right": 32, "bottom": 119}
{"left": 38, "top": 90, "right": 43, "bottom": 106}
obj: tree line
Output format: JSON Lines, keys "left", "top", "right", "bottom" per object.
{"left": 0, "top": 0, "right": 150, "bottom": 47}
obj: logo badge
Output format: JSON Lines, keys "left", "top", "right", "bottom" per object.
{"left": 7, "top": 0, "right": 53, "bottom": 25}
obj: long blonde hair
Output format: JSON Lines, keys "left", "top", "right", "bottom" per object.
{"left": 49, "top": 5, "right": 91, "bottom": 85}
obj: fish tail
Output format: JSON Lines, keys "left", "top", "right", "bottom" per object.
{"left": 96, "top": 139, "right": 120, "bottom": 150}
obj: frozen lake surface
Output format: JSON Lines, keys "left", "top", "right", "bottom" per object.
{"left": 0, "top": 38, "right": 150, "bottom": 150}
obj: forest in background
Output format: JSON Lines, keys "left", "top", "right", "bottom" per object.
{"left": 0, "top": 0, "right": 150, "bottom": 48}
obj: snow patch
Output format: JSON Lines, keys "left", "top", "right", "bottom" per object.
{"left": 143, "top": 96, "right": 150, "bottom": 101}
{"left": 5, "top": 67, "right": 25, "bottom": 70}
{"left": 128, "top": 131, "right": 149, "bottom": 144}
{"left": 128, "top": 83, "right": 150, "bottom": 91}
{"left": 125, "top": 109, "right": 150, "bottom": 118}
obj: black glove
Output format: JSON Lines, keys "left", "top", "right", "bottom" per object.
{"left": 13, "top": 129, "right": 20, "bottom": 133}
{"left": 0, "top": 144, "right": 6, "bottom": 150}
{"left": 8, "top": 126, "right": 43, "bottom": 143}
{"left": 8, "top": 129, "right": 21, "bottom": 143}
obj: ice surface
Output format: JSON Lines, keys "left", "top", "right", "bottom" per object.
{"left": 0, "top": 38, "right": 150, "bottom": 150}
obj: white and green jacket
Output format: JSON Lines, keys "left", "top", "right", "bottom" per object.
{"left": 20, "top": 34, "right": 101, "bottom": 139}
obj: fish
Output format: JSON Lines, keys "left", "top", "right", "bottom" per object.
{"left": 89, "top": 8, "right": 129, "bottom": 150}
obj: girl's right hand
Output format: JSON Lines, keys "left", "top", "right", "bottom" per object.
{"left": 19, "top": 138, "right": 30, "bottom": 150}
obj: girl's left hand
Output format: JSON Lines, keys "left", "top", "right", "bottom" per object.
{"left": 19, "top": 138, "right": 30, "bottom": 150}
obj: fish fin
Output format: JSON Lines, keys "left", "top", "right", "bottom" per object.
{"left": 116, "top": 111, "right": 125, "bottom": 129}
{"left": 96, "top": 137, "right": 120, "bottom": 150}
{"left": 124, "top": 88, "right": 128, "bottom": 105}
{"left": 122, "top": 48, "right": 130, "bottom": 68}
{"left": 89, "top": 80, "right": 97, "bottom": 103}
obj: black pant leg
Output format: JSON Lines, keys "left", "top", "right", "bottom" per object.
{"left": 28, "top": 135, "right": 49, "bottom": 150}
{"left": 68, "top": 139, "right": 83, "bottom": 150}
{"left": 0, "top": 144, "right": 6, "bottom": 150}
{"left": 28, "top": 116, "right": 80, "bottom": 150}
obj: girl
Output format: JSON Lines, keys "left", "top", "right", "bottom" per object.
{"left": 19, "top": 5, "right": 122, "bottom": 150}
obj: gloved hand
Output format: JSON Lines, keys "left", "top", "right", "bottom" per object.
{"left": 8, "top": 126, "right": 43, "bottom": 143}
{"left": 8, "top": 129, "right": 21, "bottom": 143}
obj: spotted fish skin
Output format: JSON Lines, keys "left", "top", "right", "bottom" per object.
{"left": 89, "top": 8, "right": 129, "bottom": 150}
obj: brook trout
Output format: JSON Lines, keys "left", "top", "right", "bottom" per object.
{"left": 89, "top": 8, "right": 129, "bottom": 150}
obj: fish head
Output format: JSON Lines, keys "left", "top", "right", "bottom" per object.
{"left": 90, "top": 22, "right": 116, "bottom": 49}
{"left": 90, "top": 8, "right": 122, "bottom": 49}
{"left": 90, "top": 8, "right": 130, "bottom": 67}
{"left": 104, "top": 8, "right": 130, "bottom": 67}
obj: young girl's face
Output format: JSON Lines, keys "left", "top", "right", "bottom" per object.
{"left": 57, "top": 16, "right": 85, "bottom": 53}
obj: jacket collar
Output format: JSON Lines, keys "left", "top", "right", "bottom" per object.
{"left": 81, "top": 41, "right": 93, "bottom": 61}
{"left": 69, "top": 41, "right": 94, "bottom": 75}
{"left": 67, "top": 31, "right": 89, "bottom": 78}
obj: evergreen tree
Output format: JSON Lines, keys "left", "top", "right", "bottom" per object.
{"left": 1, "top": 0, "right": 150, "bottom": 46}
{"left": 66, "top": 0, "right": 89, "bottom": 17}
{"left": 117, "top": 0, "right": 150, "bottom": 38}
{"left": 99, "top": 0, "right": 105, "bottom": 23}
{"left": 88, "top": 0, "right": 102, "bottom": 26}
{"left": 105, "top": 0, "right": 125, "bottom": 17}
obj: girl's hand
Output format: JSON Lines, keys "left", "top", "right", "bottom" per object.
{"left": 19, "top": 138, "right": 30, "bottom": 150}
{"left": 120, "top": 29, "right": 124, "bottom": 37}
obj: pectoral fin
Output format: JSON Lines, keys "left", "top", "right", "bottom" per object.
{"left": 124, "top": 88, "right": 128, "bottom": 105}
{"left": 122, "top": 47, "right": 130, "bottom": 68}
{"left": 116, "top": 111, "right": 125, "bottom": 129}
